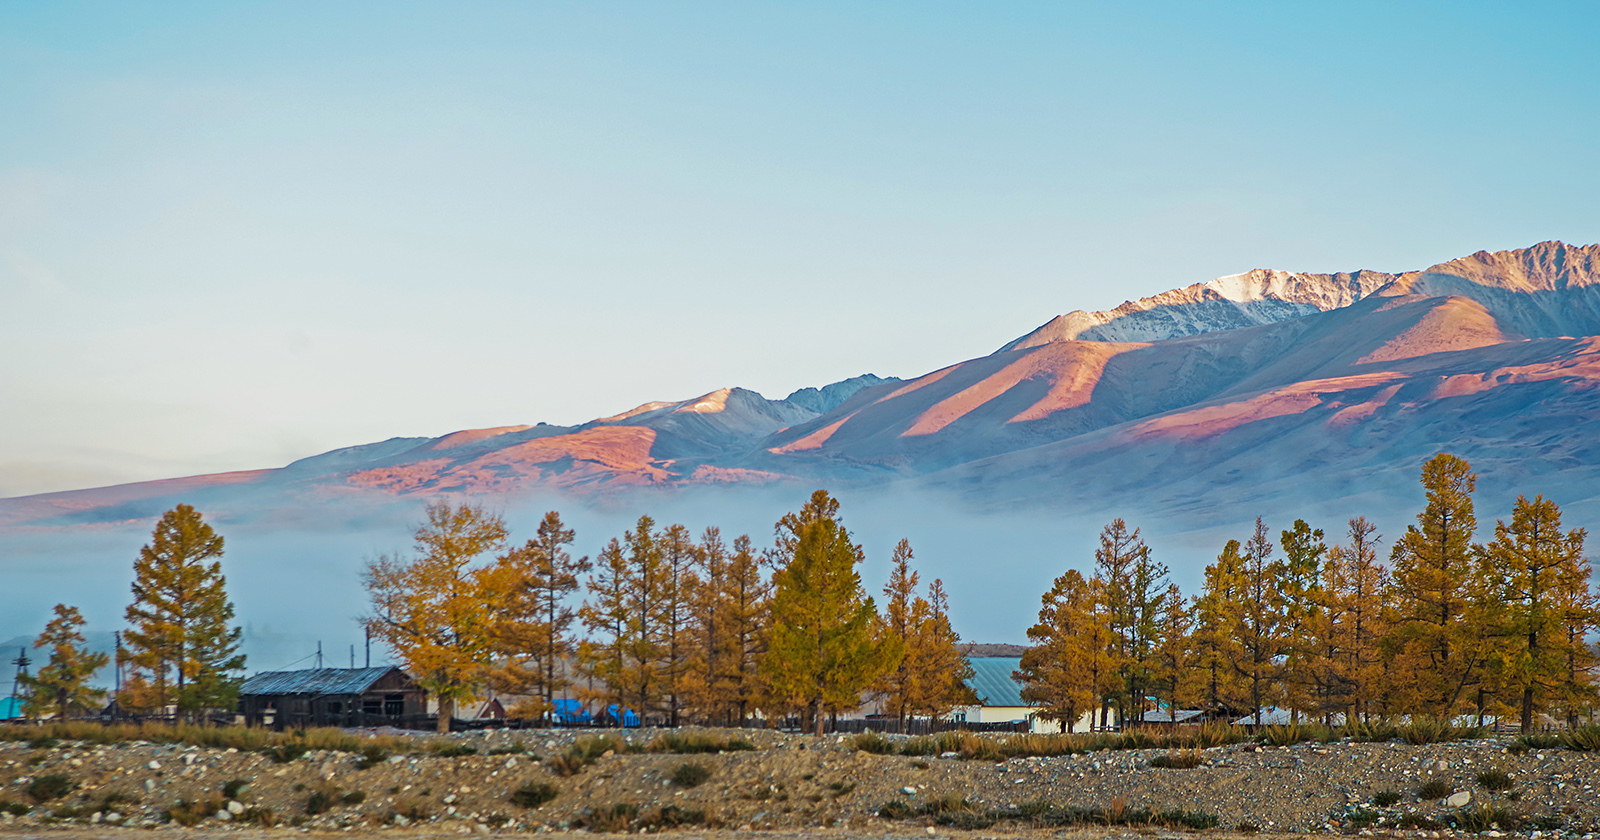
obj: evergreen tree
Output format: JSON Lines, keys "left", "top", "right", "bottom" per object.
{"left": 909, "top": 578, "right": 977, "bottom": 720}
{"left": 1149, "top": 584, "right": 1201, "bottom": 718}
{"left": 363, "top": 501, "right": 507, "bottom": 732}
{"left": 1278, "top": 519, "right": 1327, "bottom": 720}
{"left": 1483, "top": 494, "right": 1597, "bottom": 730}
{"left": 1018, "top": 569, "right": 1097, "bottom": 732}
{"left": 875, "top": 539, "right": 922, "bottom": 729}
{"left": 1194, "top": 539, "right": 1247, "bottom": 717}
{"left": 484, "top": 511, "right": 589, "bottom": 720}
{"left": 123, "top": 504, "right": 245, "bottom": 720}
{"left": 761, "top": 490, "right": 900, "bottom": 735}
{"left": 614, "top": 516, "right": 670, "bottom": 721}
{"left": 725, "top": 534, "right": 772, "bottom": 724}
{"left": 20, "top": 604, "right": 109, "bottom": 720}
{"left": 1335, "top": 517, "right": 1390, "bottom": 720}
{"left": 1233, "top": 517, "right": 1286, "bottom": 725}
{"left": 658, "top": 523, "right": 698, "bottom": 725}
{"left": 577, "top": 538, "right": 630, "bottom": 715}
{"left": 1385, "top": 453, "right": 1484, "bottom": 716}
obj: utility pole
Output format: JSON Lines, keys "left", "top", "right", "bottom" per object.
{"left": 364, "top": 627, "right": 371, "bottom": 669}
{"left": 9, "top": 647, "right": 30, "bottom": 713}
{"left": 349, "top": 645, "right": 355, "bottom": 669}
{"left": 316, "top": 641, "right": 323, "bottom": 669}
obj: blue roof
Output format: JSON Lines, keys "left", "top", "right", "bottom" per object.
{"left": 966, "top": 657, "right": 1027, "bottom": 707}
{"left": 0, "top": 696, "right": 22, "bottom": 720}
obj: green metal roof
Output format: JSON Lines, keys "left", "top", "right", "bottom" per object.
{"left": 966, "top": 657, "right": 1027, "bottom": 707}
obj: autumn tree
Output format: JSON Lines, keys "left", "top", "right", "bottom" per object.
{"left": 1482, "top": 494, "right": 1598, "bottom": 730}
{"left": 1385, "top": 453, "right": 1484, "bottom": 716}
{"left": 1093, "top": 519, "right": 1169, "bottom": 723}
{"left": 1277, "top": 519, "right": 1326, "bottom": 720}
{"left": 484, "top": 511, "right": 589, "bottom": 721}
{"left": 1148, "top": 584, "right": 1201, "bottom": 717}
{"left": 658, "top": 523, "right": 699, "bottom": 725}
{"left": 716, "top": 534, "right": 771, "bottom": 724}
{"left": 1194, "top": 539, "right": 1247, "bottom": 717}
{"left": 762, "top": 490, "right": 900, "bottom": 735}
{"left": 577, "top": 538, "right": 631, "bottom": 715}
{"left": 909, "top": 578, "right": 977, "bottom": 719}
{"left": 364, "top": 500, "right": 508, "bottom": 732}
{"left": 123, "top": 504, "right": 245, "bottom": 720}
{"left": 1018, "top": 568, "right": 1100, "bottom": 732}
{"left": 875, "top": 539, "right": 923, "bottom": 729}
{"left": 20, "top": 604, "right": 109, "bottom": 720}
{"left": 1228, "top": 518, "right": 1287, "bottom": 725}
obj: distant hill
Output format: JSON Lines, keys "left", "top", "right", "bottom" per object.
{"left": 5, "top": 240, "right": 1600, "bottom": 535}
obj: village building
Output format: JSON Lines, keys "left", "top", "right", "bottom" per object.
{"left": 238, "top": 666, "right": 425, "bottom": 729}
{"left": 951, "top": 657, "right": 1116, "bottom": 733}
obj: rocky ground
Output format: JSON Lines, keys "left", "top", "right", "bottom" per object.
{"left": 1, "top": 727, "right": 1597, "bottom": 837}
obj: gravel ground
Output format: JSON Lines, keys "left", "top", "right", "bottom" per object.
{"left": 2, "top": 728, "right": 1598, "bottom": 836}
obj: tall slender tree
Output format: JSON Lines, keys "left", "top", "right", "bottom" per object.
{"left": 1278, "top": 519, "right": 1327, "bottom": 720}
{"left": 875, "top": 539, "right": 922, "bottom": 729}
{"left": 577, "top": 538, "right": 630, "bottom": 716}
{"left": 123, "top": 504, "right": 245, "bottom": 720}
{"left": 363, "top": 500, "right": 507, "bottom": 732}
{"left": 1386, "top": 453, "right": 1484, "bottom": 716}
{"left": 1483, "top": 494, "right": 1595, "bottom": 730}
{"left": 21, "top": 605, "right": 109, "bottom": 720}
{"left": 484, "top": 511, "right": 589, "bottom": 720}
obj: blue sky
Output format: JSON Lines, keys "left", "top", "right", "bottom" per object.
{"left": 3, "top": 1, "right": 1598, "bottom": 496}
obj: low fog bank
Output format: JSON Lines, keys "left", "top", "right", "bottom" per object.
{"left": 1, "top": 474, "right": 1592, "bottom": 680}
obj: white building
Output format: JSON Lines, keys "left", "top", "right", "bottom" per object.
{"left": 952, "top": 657, "right": 1115, "bottom": 734}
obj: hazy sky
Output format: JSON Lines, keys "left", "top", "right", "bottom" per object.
{"left": 4, "top": 1, "right": 1598, "bottom": 498}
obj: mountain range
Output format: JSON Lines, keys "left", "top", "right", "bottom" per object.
{"left": 6, "top": 240, "right": 1600, "bottom": 533}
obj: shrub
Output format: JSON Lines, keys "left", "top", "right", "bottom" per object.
{"left": 645, "top": 805, "right": 707, "bottom": 828}
{"left": 262, "top": 743, "right": 307, "bottom": 764}
{"left": 1371, "top": 789, "right": 1402, "bottom": 807}
{"left": 671, "top": 761, "right": 713, "bottom": 788}
{"left": 900, "top": 737, "right": 939, "bottom": 756}
{"left": 305, "top": 789, "right": 338, "bottom": 816}
{"left": 27, "top": 736, "right": 60, "bottom": 750}
{"left": 1512, "top": 732, "right": 1563, "bottom": 753}
{"left": 1452, "top": 804, "right": 1522, "bottom": 832}
{"left": 27, "top": 774, "right": 75, "bottom": 802}
{"left": 1148, "top": 750, "right": 1204, "bottom": 769}
{"left": 850, "top": 731, "right": 896, "bottom": 754}
{"left": 1562, "top": 725, "right": 1600, "bottom": 751}
{"left": 877, "top": 800, "right": 914, "bottom": 819}
{"left": 648, "top": 732, "right": 754, "bottom": 754}
{"left": 1347, "top": 809, "right": 1380, "bottom": 828}
{"left": 222, "top": 779, "right": 251, "bottom": 800}
{"left": 582, "top": 802, "right": 639, "bottom": 833}
{"left": 1476, "top": 770, "right": 1514, "bottom": 792}
{"left": 1417, "top": 779, "right": 1452, "bottom": 800}
{"left": 238, "top": 806, "right": 278, "bottom": 826}
{"left": 1396, "top": 813, "right": 1442, "bottom": 830}
{"left": 1237, "top": 821, "right": 1261, "bottom": 833}
{"left": 434, "top": 744, "right": 477, "bottom": 757}
{"left": 486, "top": 743, "right": 526, "bottom": 756}
{"left": 165, "top": 796, "right": 222, "bottom": 826}
{"left": 355, "top": 745, "right": 391, "bottom": 769}
{"left": 341, "top": 790, "right": 366, "bottom": 805}
{"left": 1397, "top": 716, "right": 1483, "bottom": 745}
{"left": 0, "top": 801, "right": 31, "bottom": 816}
{"left": 509, "top": 783, "right": 558, "bottom": 809}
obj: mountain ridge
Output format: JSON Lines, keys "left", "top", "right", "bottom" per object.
{"left": 5, "top": 240, "right": 1600, "bottom": 532}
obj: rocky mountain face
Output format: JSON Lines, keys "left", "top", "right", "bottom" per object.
{"left": 6, "top": 241, "right": 1600, "bottom": 531}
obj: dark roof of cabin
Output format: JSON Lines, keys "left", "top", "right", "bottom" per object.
{"left": 240, "top": 667, "right": 405, "bottom": 696}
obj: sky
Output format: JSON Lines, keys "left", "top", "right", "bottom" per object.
{"left": 3, "top": 1, "right": 1599, "bottom": 498}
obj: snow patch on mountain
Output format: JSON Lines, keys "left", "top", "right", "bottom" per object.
{"left": 782, "top": 373, "right": 901, "bottom": 414}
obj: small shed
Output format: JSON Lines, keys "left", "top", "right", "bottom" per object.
{"left": 239, "top": 666, "right": 425, "bottom": 729}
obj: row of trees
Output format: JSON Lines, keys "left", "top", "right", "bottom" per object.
{"left": 1019, "top": 454, "right": 1600, "bottom": 732}
{"left": 363, "top": 490, "right": 976, "bottom": 733}
{"left": 16, "top": 504, "right": 246, "bottom": 720}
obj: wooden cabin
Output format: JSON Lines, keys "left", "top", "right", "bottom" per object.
{"left": 238, "top": 666, "right": 425, "bottom": 729}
